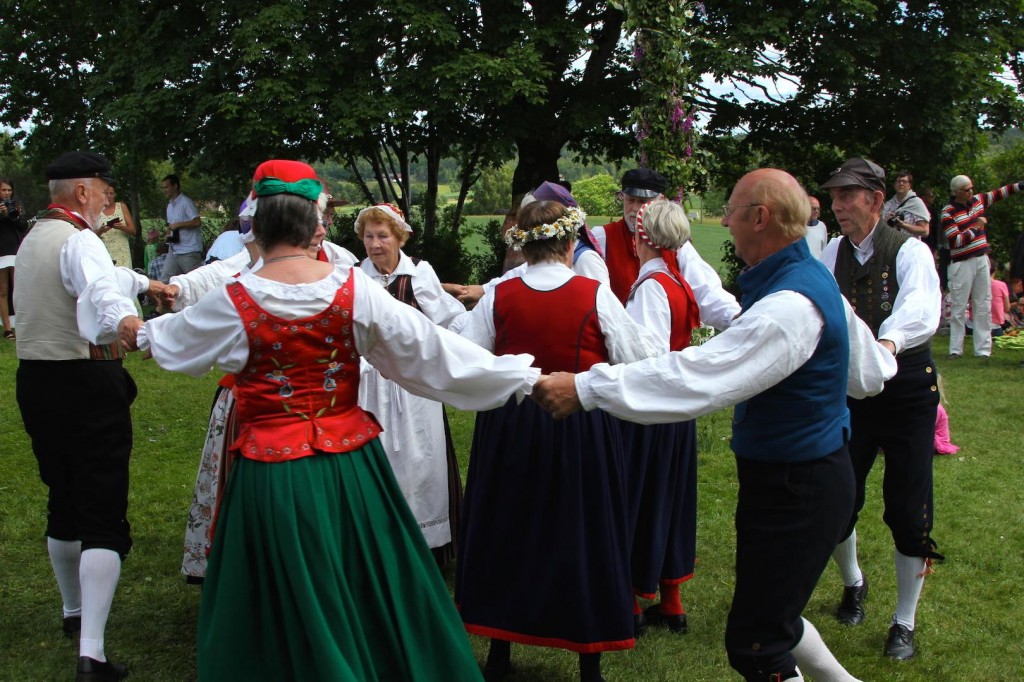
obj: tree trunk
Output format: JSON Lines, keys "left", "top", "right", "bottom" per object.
{"left": 501, "top": 136, "right": 564, "bottom": 272}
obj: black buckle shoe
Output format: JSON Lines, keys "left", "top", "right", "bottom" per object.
{"left": 642, "top": 603, "right": 688, "bottom": 634}
{"left": 836, "top": 578, "right": 868, "bottom": 625}
{"left": 884, "top": 623, "right": 916, "bottom": 660}
{"left": 76, "top": 656, "right": 128, "bottom": 682}
{"left": 63, "top": 615, "right": 81, "bottom": 639}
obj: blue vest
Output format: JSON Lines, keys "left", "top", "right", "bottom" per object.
{"left": 731, "top": 240, "right": 851, "bottom": 462}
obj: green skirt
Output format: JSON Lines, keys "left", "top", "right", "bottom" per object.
{"left": 197, "top": 440, "right": 483, "bottom": 682}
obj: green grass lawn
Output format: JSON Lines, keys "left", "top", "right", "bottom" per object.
{"left": 1, "top": 336, "right": 1022, "bottom": 680}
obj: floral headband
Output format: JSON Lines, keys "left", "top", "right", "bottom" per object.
{"left": 505, "top": 207, "right": 587, "bottom": 251}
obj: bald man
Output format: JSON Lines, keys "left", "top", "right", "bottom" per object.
{"left": 534, "top": 169, "right": 896, "bottom": 682}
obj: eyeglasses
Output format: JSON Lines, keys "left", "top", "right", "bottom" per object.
{"left": 722, "top": 203, "right": 762, "bottom": 218}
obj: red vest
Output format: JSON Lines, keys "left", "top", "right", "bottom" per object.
{"left": 602, "top": 219, "right": 640, "bottom": 304}
{"left": 227, "top": 275, "right": 382, "bottom": 462}
{"left": 635, "top": 271, "right": 700, "bottom": 351}
{"left": 493, "top": 276, "right": 609, "bottom": 373}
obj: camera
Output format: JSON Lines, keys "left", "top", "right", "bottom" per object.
{"left": 1, "top": 199, "right": 19, "bottom": 220}
{"left": 886, "top": 212, "right": 905, "bottom": 227}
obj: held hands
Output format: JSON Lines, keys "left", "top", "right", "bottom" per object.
{"left": 531, "top": 372, "right": 583, "bottom": 420}
{"left": 442, "top": 283, "right": 485, "bottom": 309}
{"left": 117, "top": 315, "right": 144, "bottom": 352}
{"left": 151, "top": 283, "right": 179, "bottom": 312}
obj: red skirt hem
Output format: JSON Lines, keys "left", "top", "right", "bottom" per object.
{"left": 463, "top": 623, "right": 635, "bottom": 653}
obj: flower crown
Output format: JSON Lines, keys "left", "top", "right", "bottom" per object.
{"left": 505, "top": 207, "right": 587, "bottom": 251}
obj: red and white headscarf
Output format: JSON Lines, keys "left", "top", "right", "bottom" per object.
{"left": 635, "top": 200, "right": 685, "bottom": 285}
{"left": 355, "top": 202, "right": 413, "bottom": 233}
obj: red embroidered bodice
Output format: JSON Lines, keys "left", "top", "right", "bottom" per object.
{"left": 493, "top": 276, "right": 609, "bottom": 373}
{"left": 227, "top": 275, "right": 382, "bottom": 462}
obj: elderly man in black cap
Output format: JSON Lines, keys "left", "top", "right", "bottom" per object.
{"left": 591, "top": 168, "right": 740, "bottom": 330}
{"left": 15, "top": 151, "right": 164, "bottom": 682}
{"left": 818, "top": 157, "right": 942, "bottom": 662}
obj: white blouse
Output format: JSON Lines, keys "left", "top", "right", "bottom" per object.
{"left": 138, "top": 265, "right": 540, "bottom": 410}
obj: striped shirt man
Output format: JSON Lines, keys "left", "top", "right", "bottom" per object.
{"left": 941, "top": 180, "right": 1023, "bottom": 262}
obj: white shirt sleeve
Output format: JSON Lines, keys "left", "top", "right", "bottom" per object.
{"left": 480, "top": 262, "right": 527, "bottom": 297}
{"left": 411, "top": 259, "right": 467, "bottom": 328}
{"left": 573, "top": 248, "right": 610, "bottom": 285}
{"left": 877, "top": 239, "right": 941, "bottom": 352}
{"left": 595, "top": 283, "right": 662, "bottom": 363}
{"left": 626, "top": 278, "right": 672, "bottom": 355}
{"left": 576, "top": 291, "right": 825, "bottom": 424}
{"left": 844, "top": 296, "right": 899, "bottom": 398}
{"left": 676, "top": 241, "right": 740, "bottom": 331}
{"left": 169, "top": 249, "right": 253, "bottom": 310}
{"left": 61, "top": 230, "right": 148, "bottom": 345}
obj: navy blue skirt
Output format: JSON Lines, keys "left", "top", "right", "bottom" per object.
{"left": 456, "top": 398, "right": 634, "bottom": 653}
{"left": 621, "top": 419, "right": 698, "bottom": 597}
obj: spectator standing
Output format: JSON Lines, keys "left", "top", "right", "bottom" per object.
{"left": 160, "top": 173, "right": 203, "bottom": 279}
{"left": 882, "top": 171, "right": 931, "bottom": 239}
{"left": 0, "top": 176, "right": 27, "bottom": 338}
{"left": 14, "top": 151, "right": 159, "bottom": 682}
{"left": 97, "top": 185, "right": 137, "bottom": 268}
{"left": 819, "top": 157, "right": 942, "bottom": 662}
{"left": 804, "top": 196, "right": 828, "bottom": 258}
{"left": 941, "top": 174, "right": 1024, "bottom": 358}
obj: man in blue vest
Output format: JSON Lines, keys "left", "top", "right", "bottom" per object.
{"left": 534, "top": 168, "right": 895, "bottom": 681}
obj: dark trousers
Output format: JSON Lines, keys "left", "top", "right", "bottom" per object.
{"left": 726, "top": 448, "right": 855, "bottom": 682}
{"left": 17, "top": 359, "right": 137, "bottom": 558}
{"left": 842, "top": 350, "right": 941, "bottom": 559}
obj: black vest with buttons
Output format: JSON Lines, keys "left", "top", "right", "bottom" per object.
{"left": 833, "top": 221, "right": 911, "bottom": 339}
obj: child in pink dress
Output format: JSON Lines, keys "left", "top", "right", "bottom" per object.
{"left": 934, "top": 376, "right": 959, "bottom": 455}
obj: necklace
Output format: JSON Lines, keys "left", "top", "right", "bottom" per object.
{"left": 264, "top": 254, "right": 308, "bottom": 264}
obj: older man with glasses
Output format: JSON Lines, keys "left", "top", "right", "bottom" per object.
{"left": 941, "top": 174, "right": 1024, "bottom": 358}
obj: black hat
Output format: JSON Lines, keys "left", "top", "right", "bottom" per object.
{"left": 621, "top": 168, "right": 667, "bottom": 199}
{"left": 819, "top": 158, "right": 885, "bottom": 192}
{"left": 45, "top": 151, "right": 115, "bottom": 184}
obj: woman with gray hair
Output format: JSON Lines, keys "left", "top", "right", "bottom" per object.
{"left": 621, "top": 200, "right": 702, "bottom": 637}
{"left": 355, "top": 202, "right": 467, "bottom": 568}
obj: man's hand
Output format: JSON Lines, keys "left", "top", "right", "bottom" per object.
{"left": 153, "top": 283, "right": 179, "bottom": 312}
{"left": 879, "top": 339, "right": 897, "bottom": 356}
{"left": 442, "top": 283, "right": 485, "bottom": 309}
{"left": 532, "top": 372, "right": 583, "bottom": 420}
{"left": 118, "top": 315, "right": 144, "bottom": 352}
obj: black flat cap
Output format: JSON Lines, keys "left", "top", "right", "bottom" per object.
{"left": 819, "top": 158, "right": 885, "bottom": 192}
{"left": 45, "top": 151, "right": 115, "bottom": 184}
{"left": 621, "top": 168, "right": 668, "bottom": 198}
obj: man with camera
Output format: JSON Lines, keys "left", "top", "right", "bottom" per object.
{"left": 882, "top": 171, "right": 930, "bottom": 239}
{"left": 159, "top": 173, "right": 203, "bottom": 280}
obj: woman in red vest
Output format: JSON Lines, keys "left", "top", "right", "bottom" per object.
{"left": 621, "top": 200, "right": 701, "bottom": 637}
{"left": 455, "top": 200, "right": 657, "bottom": 682}
{"left": 138, "top": 160, "right": 538, "bottom": 681}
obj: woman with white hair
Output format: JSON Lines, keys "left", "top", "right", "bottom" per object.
{"left": 355, "top": 203, "right": 467, "bottom": 567}
{"left": 621, "top": 200, "right": 701, "bottom": 637}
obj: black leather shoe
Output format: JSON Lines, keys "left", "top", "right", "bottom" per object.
{"left": 643, "top": 603, "right": 688, "bottom": 634}
{"left": 634, "top": 609, "right": 648, "bottom": 638}
{"left": 482, "top": 659, "right": 512, "bottom": 682}
{"left": 63, "top": 615, "right": 81, "bottom": 639}
{"left": 836, "top": 578, "right": 868, "bottom": 625}
{"left": 76, "top": 656, "right": 128, "bottom": 682}
{"left": 884, "top": 623, "right": 916, "bottom": 660}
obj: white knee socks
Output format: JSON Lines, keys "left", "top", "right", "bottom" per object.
{"left": 47, "top": 537, "right": 82, "bottom": 617}
{"left": 832, "top": 530, "right": 863, "bottom": 587}
{"left": 79, "top": 548, "right": 122, "bottom": 662}
{"left": 894, "top": 549, "right": 926, "bottom": 630}
{"left": 791, "top": 617, "right": 862, "bottom": 682}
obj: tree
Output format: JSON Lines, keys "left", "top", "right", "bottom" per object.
{"left": 689, "top": 0, "right": 1024, "bottom": 191}
{"left": 572, "top": 173, "right": 621, "bottom": 217}
{"left": 466, "top": 163, "right": 515, "bottom": 215}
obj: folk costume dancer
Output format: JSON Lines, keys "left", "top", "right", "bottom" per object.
{"left": 455, "top": 201, "right": 659, "bottom": 682}
{"left": 355, "top": 202, "right": 468, "bottom": 568}
{"left": 137, "top": 160, "right": 538, "bottom": 681}
{"left": 533, "top": 169, "right": 898, "bottom": 682}
{"left": 16, "top": 151, "right": 161, "bottom": 682}
{"left": 622, "top": 200, "right": 702, "bottom": 638}
{"left": 819, "top": 158, "right": 943, "bottom": 661}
